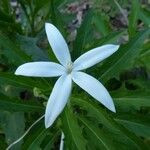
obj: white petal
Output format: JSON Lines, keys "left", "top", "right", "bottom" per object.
{"left": 45, "top": 23, "right": 71, "bottom": 66}
{"left": 73, "top": 44, "right": 120, "bottom": 71}
{"left": 72, "top": 71, "right": 116, "bottom": 112}
{"left": 15, "top": 62, "right": 65, "bottom": 77}
{"left": 45, "top": 75, "right": 72, "bottom": 128}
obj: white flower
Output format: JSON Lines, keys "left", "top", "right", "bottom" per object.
{"left": 15, "top": 23, "right": 120, "bottom": 128}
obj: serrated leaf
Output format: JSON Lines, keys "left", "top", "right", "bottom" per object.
{"left": 114, "top": 96, "right": 150, "bottom": 112}
{"left": 112, "top": 90, "right": 150, "bottom": 112}
{"left": 79, "top": 117, "right": 116, "bottom": 150}
{"left": 115, "top": 114, "right": 150, "bottom": 138}
{"left": 71, "top": 97, "right": 149, "bottom": 149}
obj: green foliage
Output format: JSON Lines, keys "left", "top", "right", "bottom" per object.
{"left": 72, "top": 10, "right": 94, "bottom": 60}
{"left": 128, "top": 0, "right": 140, "bottom": 37}
{"left": 139, "top": 7, "right": 150, "bottom": 27}
{"left": 72, "top": 96, "right": 149, "bottom": 149}
{"left": 0, "top": 93, "right": 44, "bottom": 112}
{"left": 99, "top": 29, "right": 150, "bottom": 82}
{"left": 62, "top": 107, "right": 87, "bottom": 150}
{"left": 0, "top": 72, "right": 48, "bottom": 90}
{"left": 22, "top": 123, "right": 47, "bottom": 150}
{"left": 0, "top": 0, "right": 150, "bottom": 149}
{"left": 0, "top": 111, "right": 25, "bottom": 150}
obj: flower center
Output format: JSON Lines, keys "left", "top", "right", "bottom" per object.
{"left": 66, "top": 62, "right": 73, "bottom": 74}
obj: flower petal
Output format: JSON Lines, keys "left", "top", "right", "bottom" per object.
{"left": 45, "top": 75, "right": 72, "bottom": 128}
{"left": 45, "top": 23, "right": 71, "bottom": 66}
{"left": 73, "top": 44, "right": 119, "bottom": 71}
{"left": 72, "top": 71, "right": 116, "bottom": 112}
{"left": 15, "top": 62, "right": 65, "bottom": 77}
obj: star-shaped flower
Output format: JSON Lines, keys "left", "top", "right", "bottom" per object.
{"left": 15, "top": 23, "right": 119, "bottom": 128}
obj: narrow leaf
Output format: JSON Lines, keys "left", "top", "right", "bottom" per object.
{"left": 72, "top": 97, "right": 149, "bottom": 149}
{"left": 99, "top": 29, "right": 150, "bottom": 81}
{"left": 0, "top": 94, "right": 44, "bottom": 112}
{"left": 62, "top": 107, "right": 87, "bottom": 150}
{"left": 72, "top": 10, "right": 94, "bottom": 60}
{"left": 128, "top": 0, "right": 140, "bottom": 37}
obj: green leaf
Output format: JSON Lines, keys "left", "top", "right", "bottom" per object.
{"left": 22, "top": 122, "right": 47, "bottom": 150}
{"left": 79, "top": 117, "right": 116, "bottom": 150}
{"left": 139, "top": 8, "right": 150, "bottom": 27}
{"left": 115, "top": 114, "right": 150, "bottom": 138}
{"left": 85, "top": 31, "right": 125, "bottom": 61}
{"left": 0, "top": 0, "right": 11, "bottom": 14}
{"left": 89, "top": 31, "right": 124, "bottom": 50}
{"left": 33, "top": 0, "right": 50, "bottom": 15}
{"left": 0, "top": 111, "right": 25, "bottom": 150}
{"left": 0, "top": 33, "right": 31, "bottom": 65}
{"left": 0, "top": 9, "right": 13, "bottom": 22}
{"left": 50, "top": 0, "right": 66, "bottom": 34}
{"left": 43, "top": 130, "right": 60, "bottom": 150}
{"left": 22, "top": 122, "right": 59, "bottom": 150}
{"left": 0, "top": 21, "right": 22, "bottom": 34}
{"left": 128, "top": 0, "right": 140, "bottom": 37}
{"left": 53, "top": 0, "right": 67, "bottom": 7}
{"left": 114, "top": 93, "right": 150, "bottom": 112}
{"left": 0, "top": 138, "right": 7, "bottom": 150}
{"left": 72, "top": 97, "right": 116, "bottom": 129}
{"left": 72, "top": 10, "right": 94, "bottom": 60}
{"left": 0, "top": 94, "right": 44, "bottom": 112}
{"left": 72, "top": 97, "right": 149, "bottom": 149}
{"left": 92, "top": 12, "right": 111, "bottom": 36}
{"left": 30, "top": 0, "right": 52, "bottom": 34}
{"left": 0, "top": 8, "right": 22, "bottom": 33}
{"left": 62, "top": 106, "right": 87, "bottom": 150}
{"left": 16, "top": 35, "right": 48, "bottom": 61}
{"left": 17, "top": 0, "right": 32, "bottom": 34}
{"left": 47, "top": 0, "right": 67, "bottom": 62}
{"left": 128, "top": 79, "right": 150, "bottom": 90}
{"left": 0, "top": 72, "right": 47, "bottom": 90}
{"left": 140, "top": 43, "right": 150, "bottom": 70}
{"left": 99, "top": 28, "right": 150, "bottom": 82}
{"left": 0, "top": 72, "right": 48, "bottom": 90}
{"left": 111, "top": 89, "right": 150, "bottom": 98}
